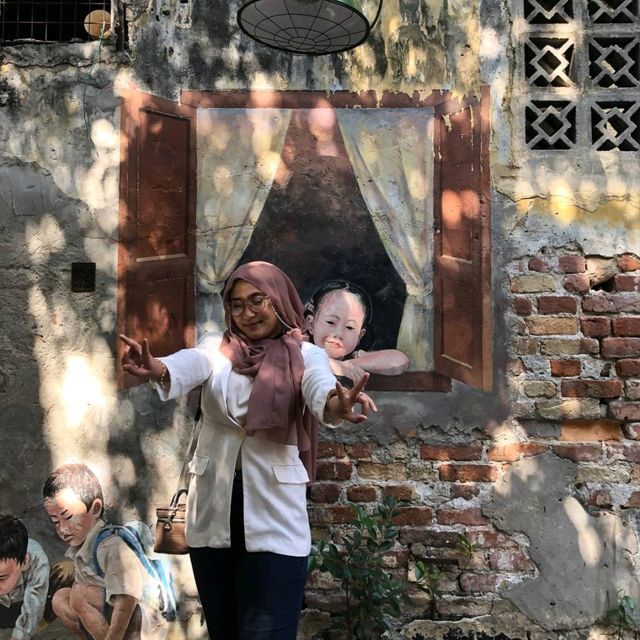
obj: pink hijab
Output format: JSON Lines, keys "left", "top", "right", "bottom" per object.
{"left": 220, "top": 261, "right": 319, "bottom": 481}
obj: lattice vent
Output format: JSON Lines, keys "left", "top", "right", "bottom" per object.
{"left": 526, "top": 100, "right": 577, "bottom": 148}
{"left": 591, "top": 101, "right": 640, "bottom": 150}
{"left": 525, "top": 37, "right": 575, "bottom": 86}
{"left": 589, "top": 37, "right": 640, "bottom": 87}
{"left": 587, "top": 0, "right": 639, "bottom": 24}
{"left": 524, "top": 0, "right": 574, "bottom": 24}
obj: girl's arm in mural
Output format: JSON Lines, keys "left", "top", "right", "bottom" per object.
{"left": 347, "top": 349, "right": 410, "bottom": 376}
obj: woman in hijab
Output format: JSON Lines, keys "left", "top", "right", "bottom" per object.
{"left": 119, "top": 261, "right": 376, "bottom": 640}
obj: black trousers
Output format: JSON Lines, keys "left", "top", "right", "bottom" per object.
{"left": 189, "top": 473, "right": 308, "bottom": 640}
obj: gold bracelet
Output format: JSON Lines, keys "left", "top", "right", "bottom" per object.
{"left": 158, "top": 364, "right": 169, "bottom": 390}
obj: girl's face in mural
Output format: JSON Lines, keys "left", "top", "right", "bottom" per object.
{"left": 44, "top": 488, "right": 102, "bottom": 548}
{"left": 228, "top": 280, "right": 281, "bottom": 343}
{"left": 0, "top": 556, "right": 28, "bottom": 596}
{"left": 306, "top": 290, "right": 365, "bottom": 360}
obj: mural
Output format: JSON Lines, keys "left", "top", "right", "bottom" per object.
{"left": 0, "top": 514, "right": 74, "bottom": 640}
{"left": 195, "top": 105, "right": 435, "bottom": 379}
{"left": 304, "top": 280, "right": 409, "bottom": 386}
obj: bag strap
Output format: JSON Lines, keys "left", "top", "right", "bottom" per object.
{"left": 171, "top": 391, "right": 202, "bottom": 501}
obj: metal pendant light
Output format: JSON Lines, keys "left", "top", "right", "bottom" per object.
{"left": 237, "top": 0, "right": 383, "bottom": 55}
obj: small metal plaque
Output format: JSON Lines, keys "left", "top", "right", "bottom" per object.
{"left": 71, "top": 262, "right": 96, "bottom": 292}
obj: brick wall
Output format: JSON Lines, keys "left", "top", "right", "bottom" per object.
{"left": 510, "top": 251, "right": 640, "bottom": 425}
{"left": 302, "top": 251, "right": 640, "bottom": 634}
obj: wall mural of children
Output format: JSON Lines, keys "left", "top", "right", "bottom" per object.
{"left": 42, "top": 464, "right": 167, "bottom": 640}
{"left": 304, "top": 281, "right": 409, "bottom": 386}
{"left": 0, "top": 515, "right": 49, "bottom": 640}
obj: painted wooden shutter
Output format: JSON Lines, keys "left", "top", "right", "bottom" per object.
{"left": 433, "top": 89, "right": 492, "bottom": 391}
{"left": 117, "top": 91, "right": 197, "bottom": 389}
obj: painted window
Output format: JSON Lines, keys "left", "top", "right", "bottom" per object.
{"left": 118, "top": 91, "right": 492, "bottom": 392}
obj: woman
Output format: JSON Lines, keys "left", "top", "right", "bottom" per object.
{"left": 119, "top": 261, "right": 376, "bottom": 640}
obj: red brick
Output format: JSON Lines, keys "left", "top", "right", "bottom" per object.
{"left": 460, "top": 573, "right": 505, "bottom": 593}
{"left": 581, "top": 317, "right": 611, "bottom": 337}
{"left": 602, "top": 338, "right": 640, "bottom": 358}
{"left": 586, "top": 490, "right": 613, "bottom": 507}
{"left": 526, "top": 317, "right": 579, "bottom": 335}
{"left": 304, "top": 592, "right": 346, "bottom": 613}
{"left": 346, "top": 485, "right": 377, "bottom": 502}
{"left": 552, "top": 444, "right": 602, "bottom": 462}
{"left": 392, "top": 507, "right": 433, "bottom": 526}
{"left": 309, "top": 483, "right": 341, "bottom": 503}
{"left": 421, "top": 444, "right": 483, "bottom": 461}
{"left": 618, "top": 254, "right": 640, "bottom": 272}
{"left": 609, "top": 402, "right": 640, "bottom": 421}
{"left": 624, "top": 423, "right": 640, "bottom": 439}
{"left": 560, "top": 420, "right": 621, "bottom": 441}
{"left": 550, "top": 359, "right": 581, "bottom": 376}
{"left": 514, "top": 337, "right": 539, "bottom": 355}
{"left": 489, "top": 549, "right": 534, "bottom": 571}
{"left": 514, "top": 297, "right": 533, "bottom": 315}
{"left": 613, "top": 317, "right": 640, "bottom": 336}
{"left": 437, "top": 508, "right": 487, "bottom": 526}
{"left": 439, "top": 464, "right": 498, "bottom": 483}
{"left": 561, "top": 379, "right": 622, "bottom": 399}
{"left": 316, "top": 460, "right": 353, "bottom": 481}
{"left": 345, "top": 443, "right": 373, "bottom": 459}
{"left": 616, "top": 359, "right": 640, "bottom": 376}
{"left": 380, "top": 549, "right": 410, "bottom": 569}
{"left": 399, "top": 528, "right": 460, "bottom": 547}
{"left": 528, "top": 256, "right": 553, "bottom": 272}
{"left": 382, "top": 485, "right": 415, "bottom": 502}
{"left": 564, "top": 274, "right": 591, "bottom": 293}
{"left": 467, "top": 530, "right": 512, "bottom": 548}
{"left": 558, "top": 255, "right": 586, "bottom": 273}
{"left": 615, "top": 275, "right": 640, "bottom": 292}
{"left": 583, "top": 293, "right": 640, "bottom": 313}
{"left": 450, "top": 484, "right": 480, "bottom": 500}
{"left": 487, "top": 443, "right": 548, "bottom": 461}
{"left": 308, "top": 505, "right": 355, "bottom": 525}
{"left": 538, "top": 296, "right": 577, "bottom": 314}
{"left": 626, "top": 491, "right": 640, "bottom": 507}
{"left": 608, "top": 443, "right": 640, "bottom": 462}
{"left": 357, "top": 462, "right": 406, "bottom": 480}
{"left": 317, "top": 442, "right": 345, "bottom": 458}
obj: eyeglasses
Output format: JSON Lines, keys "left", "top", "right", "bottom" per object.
{"left": 227, "top": 294, "right": 269, "bottom": 317}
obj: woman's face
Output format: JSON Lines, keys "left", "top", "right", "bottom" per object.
{"left": 228, "top": 280, "right": 282, "bottom": 343}
{"left": 306, "top": 290, "right": 365, "bottom": 360}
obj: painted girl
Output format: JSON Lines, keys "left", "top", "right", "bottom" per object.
{"left": 304, "top": 281, "right": 409, "bottom": 385}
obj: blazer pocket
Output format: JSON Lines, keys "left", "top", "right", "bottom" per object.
{"left": 188, "top": 453, "right": 209, "bottom": 476}
{"left": 272, "top": 464, "right": 310, "bottom": 485}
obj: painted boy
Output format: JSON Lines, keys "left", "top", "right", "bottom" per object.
{"left": 0, "top": 515, "right": 50, "bottom": 640}
{"left": 42, "top": 464, "right": 166, "bottom": 640}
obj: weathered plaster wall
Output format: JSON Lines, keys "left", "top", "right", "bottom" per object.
{"left": 1, "top": 0, "right": 639, "bottom": 638}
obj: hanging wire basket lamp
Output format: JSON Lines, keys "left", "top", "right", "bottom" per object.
{"left": 237, "top": 0, "right": 383, "bottom": 55}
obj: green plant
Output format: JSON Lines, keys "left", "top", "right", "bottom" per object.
{"left": 309, "top": 496, "right": 440, "bottom": 640}
{"left": 606, "top": 592, "right": 638, "bottom": 639}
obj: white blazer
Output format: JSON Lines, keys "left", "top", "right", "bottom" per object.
{"left": 157, "top": 332, "right": 339, "bottom": 557}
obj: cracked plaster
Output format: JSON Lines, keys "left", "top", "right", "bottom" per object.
{"left": 484, "top": 452, "right": 640, "bottom": 631}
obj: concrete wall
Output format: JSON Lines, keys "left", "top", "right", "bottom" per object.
{"left": 1, "top": 0, "right": 639, "bottom": 638}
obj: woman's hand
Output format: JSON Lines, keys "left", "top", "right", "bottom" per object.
{"left": 327, "top": 373, "right": 377, "bottom": 424}
{"left": 119, "top": 334, "right": 165, "bottom": 382}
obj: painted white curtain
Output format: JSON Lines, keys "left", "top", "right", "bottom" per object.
{"left": 336, "top": 109, "right": 434, "bottom": 370}
{"left": 196, "top": 108, "right": 292, "bottom": 332}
